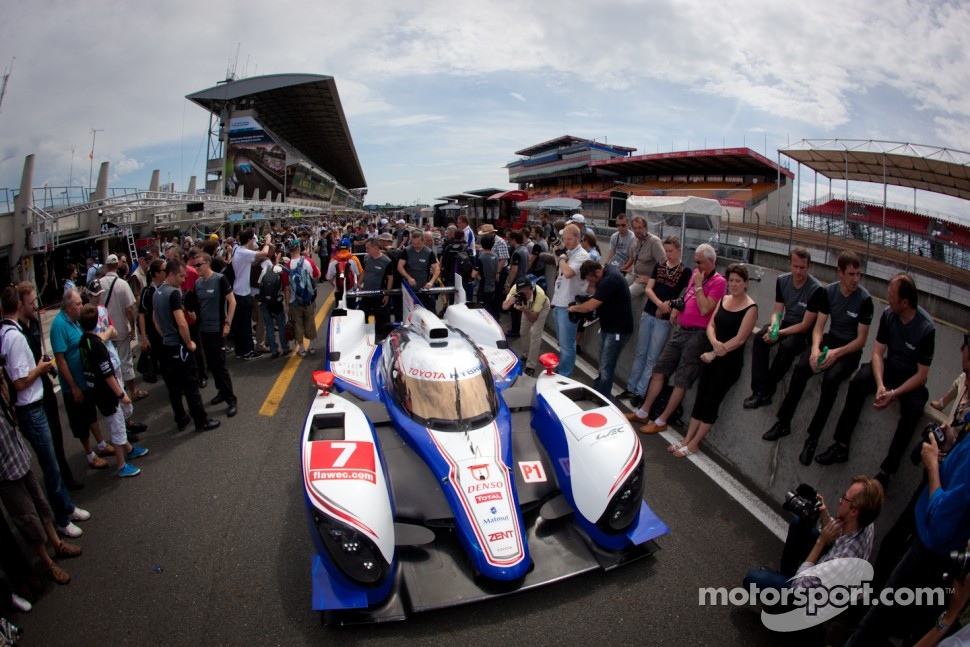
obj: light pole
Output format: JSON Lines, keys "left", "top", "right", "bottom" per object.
{"left": 88, "top": 128, "right": 103, "bottom": 195}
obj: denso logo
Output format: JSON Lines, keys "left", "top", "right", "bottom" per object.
{"left": 475, "top": 492, "right": 502, "bottom": 504}
{"left": 488, "top": 530, "right": 514, "bottom": 542}
{"left": 466, "top": 481, "right": 504, "bottom": 493}
{"left": 482, "top": 515, "right": 510, "bottom": 524}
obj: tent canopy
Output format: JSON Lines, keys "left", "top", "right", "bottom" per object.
{"left": 538, "top": 197, "right": 582, "bottom": 210}
{"left": 624, "top": 195, "right": 722, "bottom": 231}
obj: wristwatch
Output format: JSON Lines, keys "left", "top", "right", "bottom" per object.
{"left": 936, "top": 610, "right": 952, "bottom": 634}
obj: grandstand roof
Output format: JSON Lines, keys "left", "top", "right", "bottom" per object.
{"left": 514, "top": 135, "right": 637, "bottom": 157}
{"left": 186, "top": 73, "right": 366, "bottom": 190}
{"left": 589, "top": 147, "right": 794, "bottom": 179}
{"left": 781, "top": 139, "right": 970, "bottom": 203}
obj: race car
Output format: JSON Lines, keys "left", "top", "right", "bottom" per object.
{"left": 301, "top": 279, "right": 669, "bottom": 623}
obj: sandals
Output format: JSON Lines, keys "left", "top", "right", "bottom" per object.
{"left": 673, "top": 445, "right": 696, "bottom": 458}
{"left": 666, "top": 442, "right": 683, "bottom": 453}
{"left": 297, "top": 349, "right": 307, "bottom": 357}
{"left": 130, "top": 390, "right": 149, "bottom": 402}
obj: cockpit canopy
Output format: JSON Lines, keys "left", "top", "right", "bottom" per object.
{"left": 383, "top": 326, "right": 498, "bottom": 430}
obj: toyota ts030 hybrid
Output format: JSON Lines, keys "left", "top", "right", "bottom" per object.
{"left": 301, "top": 279, "right": 670, "bottom": 623}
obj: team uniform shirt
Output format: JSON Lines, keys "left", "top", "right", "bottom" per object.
{"left": 362, "top": 253, "right": 393, "bottom": 291}
{"left": 0, "top": 320, "right": 43, "bottom": 406}
{"left": 644, "top": 261, "right": 691, "bottom": 320}
{"left": 529, "top": 238, "right": 549, "bottom": 275}
{"left": 592, "top": 265, "right": 634, "bottom": 335}
{"left": 508, "top": 246, "right": 530, "bottom": 282}
{"left": 195, "top": 273, "right": 233, "bottom": 333}
{"left": 817, "top": 282, "right": 874, "bottom": 346}
{"left": 153, "top": 283, "right": 184, "bottom": 346}
{"left": 550, "top": 246, "right": 590, "bottom": 308}
{"left": 393, "top": 227, "right": 410, "bottom": 248}
{"left": 875, "top": 305, "right": 935, "bottom": 377}
{"left": 50, "top": 310, "right": 87, "bottom": 393}
{"left": 608, "top": 229, "right": 637, "bottom": 268}
{"left": 79, "top": 331, "right": 120, "bottom": 416}
{"left": 461, "top": 226, "right": 476, "bottom": 257}
{"left": 475, "top": 253, "right": 498, "bottom": 293}
{"left": 776, "top": 272, "right": 823, "bottom": 327}
{"left": 93, "top": 305, "right": 122, "bottom": 374}
{"left": 402, "top": 246, "right": 437, "bottom": 286}
{"left": 676, "top": 270, "right": 727, "bottom": 329}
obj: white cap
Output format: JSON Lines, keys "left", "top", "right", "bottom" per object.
{"left": 380, "top": 218, "right": 388, "bottom": 225}
{"left": 570, "top": 214, "right": 586, "bottom": 224}
{"left": 396, "top": 219, "right": 406, "bottom": 225}
{"left": 105, "top": 253, "right": 120, "bottom": 265}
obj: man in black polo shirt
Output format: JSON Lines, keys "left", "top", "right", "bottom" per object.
{"left": 503, "top": 230, "right": 530, "bottom": 338}
{"left": 397, "top": 230, "right": 439, "bottom": 311}
{"left": 819, "top": 273, "right": 934, "bottom": 485}
{"left": 763, "top": 251, "right": 874, "bottom": 466}
{"left": 744, "top": 246, "right": 822, "bottom": 409}
{"left": 568, "top": 260, "right": 633, "bottom": 396}
{"left": 361, "top": 239, "right": 394, "bottom": 339}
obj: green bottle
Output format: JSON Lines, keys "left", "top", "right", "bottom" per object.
{"left": 769, "top": 312, "right": 781, "bottom": 340}
{"left": 817, "top": 346, "right": 829, "bottom": 371}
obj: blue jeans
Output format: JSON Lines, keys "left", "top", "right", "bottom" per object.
{"left": 552, "top": 306, "right": 579, "bottom": 378}
{"left": 595, "top": 331, "right": 631, "bottom": 395}
{"left": 627, "top": 313, "right": 671, "bottom": 395}
{"left": 742, "top": 568, "right": 792, "bottom": 592}
{"left": 17, "top": 404, "right": 74, "bottom": 527}
{"left": 261, "top": 304, "right": 288, "bottom": 354}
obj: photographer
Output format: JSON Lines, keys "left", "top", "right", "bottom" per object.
{"left": 502, "top": 277, "right": 550, "bottom": 378}
{"left": 548, "top": 223, "right": 589, "bottom": 378}
{"left": 568, "top": 260, "right": 633, "bottom": 396}
{"left": 847, "top": 338, "right": 970, "bottom": 646}
{"left": 743, "top": 475, "right": 883, "bottom": 591}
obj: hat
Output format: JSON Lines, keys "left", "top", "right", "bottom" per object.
{"left": 380, "top": 218, "right": 388, "bottom": 225}
{"left": 395, "top": 219, "right": 406, "bottom": 225}
{"left": 209, "top": 233, "right": 219, "bottom": 240}
{"left": 338, "top": 237, "right": 352, "bottom": 249}
{"left": 378, "top": 233, "right": 394, "bottom": 242}
{"left": 105, "top": 253, "right": 119, "bottom": 265}
{"left": 515, "top": 277, "right": 532, "bottom": 290}
{"left": 478, "top": 224, "right": 496, "bottom": 235}
{"left": 137, "top": 249, "right": 152, "bottom": 260}
{"left": 569, "top": 214, "right": 586, "bottom": 224}
{"left": 86, "top": 279, "right": 104, "bottom": 297}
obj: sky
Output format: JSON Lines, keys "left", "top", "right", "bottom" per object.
{"left": 1, "top": 0, "right": 969, "bottom": 220}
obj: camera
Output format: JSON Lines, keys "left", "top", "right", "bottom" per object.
{"left": 568, "top": 294, "right": 597, "bottom": 324}
{"left": 514, "top": 292, "right": 527, "bottom": 306}
{"left": 783, "top": 483, "right": 821, "bottom": 523}
{"left": 911, "top": 422, "right": 947, "bottom": 464}
{"left": 670, "top": 297, "right": 686, "bottom": 311}
{"left": 42, "top": 354, "right": 57, "bottom": 378}
{"left": 944, "top": 549, "right": 970, "bottom": 584}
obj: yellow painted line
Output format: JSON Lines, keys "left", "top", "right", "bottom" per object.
{"left": 258, "top": 293, "right": 335, "bottom": 416}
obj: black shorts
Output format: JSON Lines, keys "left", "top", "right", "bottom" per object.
{"left": 62, "top": 389, "right": 97, "bottom": 439}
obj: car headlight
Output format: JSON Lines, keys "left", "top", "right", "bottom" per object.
{"left": 313, "top": 510, "right": 389, "bottom": 587}
{"left": 596, "top": 459, "right": 644, "bottom": 534}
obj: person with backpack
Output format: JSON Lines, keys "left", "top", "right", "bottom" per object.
{"left": 289, "top": 243, "right": 322, "bottom": 357}
{"left": 258, "top": 259, "right": 288, "bottom": 360}
{"left": 325, "top": 238, "right": 361, "bottom": 307}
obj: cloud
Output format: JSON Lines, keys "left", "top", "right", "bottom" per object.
{"left": 385, "top": 114, "right": 445, "bottom": 127}
{"left": 509, "top": 92, "right": 526, "bottom": 102}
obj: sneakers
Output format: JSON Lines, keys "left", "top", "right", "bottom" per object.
{"left": 640, "top": 421, "right": 668, "bottom": 434}
{"left": 87, "top": 455, "right": 109, "bottom": 469}
{"left": 617, "top": 390, "right": 638, "bottom": 400}
{"left": 196, "top": 419, "right": 221, "bottom": 432}
{"left": 57, "top": 522, "right": 83, "bottom": 538}
{"left": 237, "top": 350, "right": 261, "bottom": 360}
{"left": 126, "top": 446, "right": 149, "bottom": 460}
{"left": 761, "top": 422, "right": 791, "bottom": 441}
{"left": 799, "top": 438, "right": 818, "bottom": 466}
{"left": 117, "top": 463, "right": 141, "bottom": 478}
{"left": 11, "top": 592, "right": 32, "bottom": 612}
{"left": 69, "top": 507, "right": 90, "bottom": 522}
{"left": 48, "top": 562, "right": 71, "bottom": 585}
{"left": 743, "top": 392, "right": 772, "bottom": 409}
{"left": 815, "top": 443, "right": 850, "bottom": 465}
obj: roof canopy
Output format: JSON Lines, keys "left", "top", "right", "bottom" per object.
{"left": 590, "top": 147, "right": 794, "bottom": 180}
{"left": 781, "top": 139, "right": 970, "bottom": 203}
{"left": 186, "top": 74, "right": 366, "bottom": 189}
{"left": 624, "top": 195, "right": 722, "bottom": 231}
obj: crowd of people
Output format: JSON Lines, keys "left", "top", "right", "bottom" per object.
{"left": 0, "top": 207, "right": 967, "bottom": 645}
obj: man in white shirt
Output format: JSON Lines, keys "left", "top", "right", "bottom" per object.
{"left": 100, "top": 254, "right": 143, "bottom": 401}
{"left": 229, "top": 229, "right": 271, "bottom": 359}
{"left": 550, "top": 224, "right": 590, "bottom": 378}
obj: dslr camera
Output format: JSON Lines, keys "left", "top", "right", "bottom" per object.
{"left": 944, "top": 548, "right": 970, "bottom": 584}
{"left": 514, "top": 291, "right": 528, "bottom": 307}
{"left": 783, "top": 483, "right": 821, "bottom": 523}
{"left": 669, "top": 296, "right": 686, "bottom": 311}
{"left": 911, "top": 422, "right": 947, "bottom": 464}
{"left": 42, "top": 354, "right": 58, "bottom": 378}
{"left": 567, "top": 294, "right": 597, "bottom": 324}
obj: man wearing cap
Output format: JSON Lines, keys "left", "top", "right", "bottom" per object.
{"left": 129, "top": 250, "right": 151, "bottom": 312}
{"left": 502, "top": 277, "right": 549, "bottom": 377}
{"left": 100, "top": 254, "right": 144, "bottom": 402}
{"left": 550, "top": 223, "right": 590, "bottom": 378}
{"left": 392, "top": 220, "right": 410, "bottom": 250}
{"left": 569, "top": 213, "right": 595, "bottom": 236}
{"left": 568, "top": 260, "right": 634, "bottom": 395}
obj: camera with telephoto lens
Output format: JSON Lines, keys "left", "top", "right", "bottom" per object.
{"left": 944, "top": 549, "right": 970, "bottom": 584}
{"left": 911, "top": 422, "right": 947, "bottom": 465}
{"left": 42, "top": 354, "right": 57, "bottom": 378}
{"left": 783, "top": 483, "right": 821, "bottom": 523}
{"left": 567, "top": 294, "right": 597, "bottom": 324}
{"left": 669, "top": 296, "right": 686, "bottom": 311}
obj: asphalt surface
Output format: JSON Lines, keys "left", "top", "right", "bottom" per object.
{"left": 13, "top": 289, "right": 790, "bottom": 647}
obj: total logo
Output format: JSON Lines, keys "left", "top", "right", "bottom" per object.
{"left": 475, "top": 492, "right": 502, "bottom": 504}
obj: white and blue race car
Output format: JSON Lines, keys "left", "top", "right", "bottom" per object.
{"left": 301, "top": 280, "right": 669, "bottom": 623}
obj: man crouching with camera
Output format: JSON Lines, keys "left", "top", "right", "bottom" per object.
{"left": 501, "top": 277, "right": 550, "bottom": 378}
{"left": 744, "top": 476, "right": 884, "bottom": 592}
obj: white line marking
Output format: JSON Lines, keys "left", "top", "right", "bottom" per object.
{"left": 541, "top": 330, "right": 788, "bottom": 541}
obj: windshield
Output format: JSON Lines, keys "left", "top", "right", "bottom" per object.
{"left": 397, "top": 368, "right": 496, "bottom": 429}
